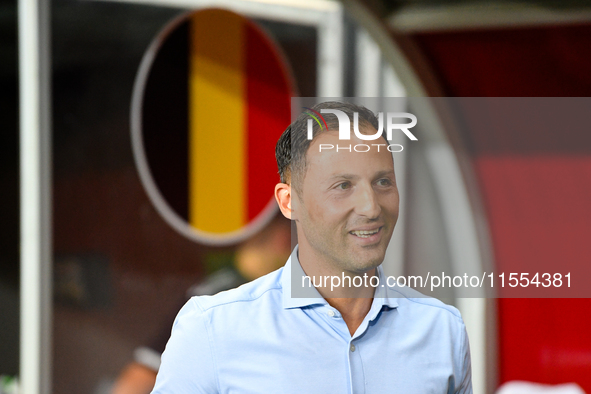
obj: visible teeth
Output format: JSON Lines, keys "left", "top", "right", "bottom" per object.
{"left": 351, "top": 228, "right": 380, "bottom": 237}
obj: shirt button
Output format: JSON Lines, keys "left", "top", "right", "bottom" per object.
{"left": 350, "top": 344, "right": 356, "bottom": 352}
{"left": 327, "top": 310, "right": 335, "bottom": 317}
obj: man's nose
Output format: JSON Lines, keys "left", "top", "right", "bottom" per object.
{"left": 354, "top": 184, "right": 381, "bottom": 218}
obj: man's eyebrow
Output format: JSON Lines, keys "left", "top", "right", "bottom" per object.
{"left": 326, "top": 170, "right": 395, "bottom": 182}
{"left": 326, "top": 174, "right": 358, "bottom": 182}
{"left": 374, "top": 170, "right": 395, "bottom": 178}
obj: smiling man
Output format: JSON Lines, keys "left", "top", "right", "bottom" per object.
{"left": 287, "top": 113, "right": 398, "bottom": 301}
{"left": 151, "top": 101, "right": 472, "bottom": 393}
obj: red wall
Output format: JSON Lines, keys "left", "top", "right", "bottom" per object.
{"left": 413, "top": 24, "right": 591, "bottom": 391}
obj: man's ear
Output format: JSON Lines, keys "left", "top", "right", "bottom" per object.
{"left": 274, "top": 183, "right": 293, "bottom": 220}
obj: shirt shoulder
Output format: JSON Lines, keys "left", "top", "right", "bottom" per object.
{"left": 388, "top": 285, "right": 464, "bottom": 322}
{"left": 192, "top": 266, "right": 284, "bottom": 313}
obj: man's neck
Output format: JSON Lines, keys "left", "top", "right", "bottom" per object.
{"left": 296, "top": 245, "right": 378, "bottom": 336}
{"left": 324, "top": 296, "right": 374, "bottom": 336}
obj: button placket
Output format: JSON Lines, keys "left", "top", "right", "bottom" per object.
{"left": 347, "top": 341, "right": 365, "bottom": 394}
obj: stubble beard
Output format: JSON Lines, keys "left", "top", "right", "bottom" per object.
{"left": 299, "top": 214, "right": 386, "bottom": 276}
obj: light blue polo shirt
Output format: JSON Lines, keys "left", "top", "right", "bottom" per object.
{"left": 152, "top": 246, "right": 472, "bottom": 393}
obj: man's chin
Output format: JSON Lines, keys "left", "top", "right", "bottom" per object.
{"left": 348, "top": 254, "right": 384, "bottom": 274}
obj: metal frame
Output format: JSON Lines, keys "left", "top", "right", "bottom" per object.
{"left": 19, "top": 0, "right": 52, "bottom": 390}
{"left": 380, "top": 63, "right": 408, "bottom": 279}
{"left": 387, "top": 2, "right": 591, "bottom": 33}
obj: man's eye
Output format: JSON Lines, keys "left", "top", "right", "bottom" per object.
{"left": 337, "top": 182, "right": 351, "bottom": 190}
{"left": 377, "top": 178, "right": 392, "bottom": 186}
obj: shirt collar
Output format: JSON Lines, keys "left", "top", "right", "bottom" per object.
{"left": 373, "top": 265, "right": 399, "bottom": 309}
{"left": 281, "top": 245, "right": 398, "bottom": 310}
{"left": 282, "top": 245, "right": 327, "bottom": 309}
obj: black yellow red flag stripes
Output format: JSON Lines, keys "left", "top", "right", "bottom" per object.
{"left": 138, "top": 9, "right": 294, "bottom": 243}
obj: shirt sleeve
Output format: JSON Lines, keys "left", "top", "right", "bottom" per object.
{"left": 455, "top": 322, "right": 473, "bottom": 394}
{"left": 151, "top": 297, "right": 219, "bottom": 394}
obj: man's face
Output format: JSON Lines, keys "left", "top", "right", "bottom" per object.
{"left": 293, "top": 129, "right": 399, "bottom": 275}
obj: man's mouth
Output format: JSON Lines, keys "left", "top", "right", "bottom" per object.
{"left": 349, "top": 226, "right": 382, "bottom": 238}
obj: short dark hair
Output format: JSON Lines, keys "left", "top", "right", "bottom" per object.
{"left": 275, "top": 101, "right": 381, "bottom": 196}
